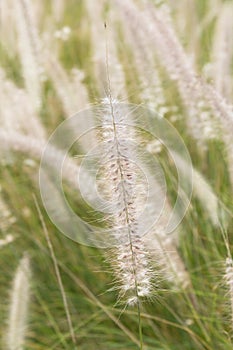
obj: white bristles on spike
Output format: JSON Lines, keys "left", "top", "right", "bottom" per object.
{"left": 100, "top": 98, "right": 153, "bottom": 304}
{"left": 6, "top": 254, "right": 31, "bottom": 350}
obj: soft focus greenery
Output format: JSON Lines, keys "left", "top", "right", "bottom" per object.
{"left": 0, "top": 1, "right": 233, "bottom": 349}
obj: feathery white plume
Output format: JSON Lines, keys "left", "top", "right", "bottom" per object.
{"left": 13, "top": 0, "right": 44, "bottom": 110}
{"left": 100, "top": 97, "right": 153, "bottom": 304}
{"left": 6, "top": 253, "right": 31, "bottom": 350}
{"left": 225, "top": 257, "right": 233, "bottom": 330}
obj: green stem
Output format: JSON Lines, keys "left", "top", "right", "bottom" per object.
{"left": 137, "top": 299, "right": 144, "bottom": 350}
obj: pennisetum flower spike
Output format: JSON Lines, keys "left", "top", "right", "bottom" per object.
{"left": 5, "top": 253, "right": 31, "bottom": 350}
{"left": 99, "top": 97, "right": 154, "bottom": 306}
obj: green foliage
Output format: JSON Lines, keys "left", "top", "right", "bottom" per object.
{"left": 0, "top": 0, "right": 233, "bottom": 349}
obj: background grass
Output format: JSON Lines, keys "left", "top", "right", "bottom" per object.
{"left": 0, "top": 0, "right": 233, "bottom": 349}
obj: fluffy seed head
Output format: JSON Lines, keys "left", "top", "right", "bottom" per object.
{"left": 99, "top": 98, "right": 153, "bottom": 304}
